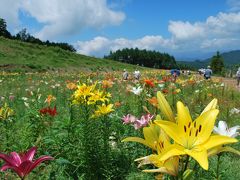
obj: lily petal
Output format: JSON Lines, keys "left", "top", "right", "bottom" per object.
{"left": 10, "top": 152, "right": 22, "bottom": 166}
{"left": 31, "top": 156, "right": 53, "bottom": 172}
{"left": 122, "top": 137, "right": 152, "bottom": 149}
{"left": 193, "top": 109, "right": 219, "bottom": 146}
{"left": 177, "top": 101, "right": 192, "bottom": 134}
{"left": 143, "top": 167, "right": 177, "bottom": 176}
{"left": 24, "top": 147, "right": 37, "bottom": 161}
{"left": 160, "top": 144, "right": 186, "bottom": 161}
{"left": 208, "top": 146, "right": 240, "bottom": 157}
{"left": 157, "top": 91, "right": 175, "bottom": 122}
{"left": 185, "top": 149, "right": 208, "bottom": 170}
{"left": 202, "top": 135, "right": 238, "bottom": 150}
{"left": 155, "top": 120, "right": 183, "bottom": 146}
{"left": 229, "top": 125, "right": 240, "bottom": 138}
{"left": 201, "top": 99, "right": 218, "bottom": 115}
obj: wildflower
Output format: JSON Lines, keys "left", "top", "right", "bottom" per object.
{"left": 214, "top": 121, "right": 239, "bottom": 138}
{"left": 147, "top": 97, "right": 158, "bottom": 108}
{"left": 67, "top": 82, "right": 77, "bottom": 90}
{"left": 229, "top": 108, "right": 240, "bottom": 116}
{"left": 130, "top": 86, "right": 143, "bottom": 95}
{"left": 157, "top": 91, "right": 175, "bottom": 122}
{"left": 72, "top": 83, "right": 96, "bottom": 104}
{"left": 162, "top": 89, "right": 169, "bottom": 94}
{"left": 123, "top": 124, "right": 179, "bottom": 176}
{"left": 0, "top": 103, "right": 14, "bottom": 120}
{"left": 158, "top": 83, "right": 165, "bottom": 89}
{"left": 134, "top": 114, "right": 154, "bottom": 129}
{"left": 0, "top": 147, "right": 53, "bottom": 179}
{"left": 114, "top": 101, "right": 121, "bottom": 108}
{"left": 102, "top": 80, "right": 114, "bottom": 89}
{"left": 92, "top": 104, "right": 114, "bottom": 118}
{"left": 44, "top": 95, "right": 56, "bottom": 105}
{"left": 122, "top": 114, "right": 137, "bottom": 124}
{"left": 144, "top": 79, "right": 155, "bottom": 87}
{"left": 155, "top": 101, "right": 237, "bottom": 170}
{"left": 40, "top": 106, "right": 57, "bottom": 117}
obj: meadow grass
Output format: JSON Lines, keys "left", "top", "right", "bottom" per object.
{"left": 0, "top": 70, "right": 239, "bottom": 179}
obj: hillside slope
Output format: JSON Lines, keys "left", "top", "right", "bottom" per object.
{"left": 0, "top": 37, "right": 145, "bottom": 72}
{"left": 178, "top": 50, "right": 240, "bottom": 69}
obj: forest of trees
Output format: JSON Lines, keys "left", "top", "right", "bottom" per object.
{"left": 104, "top": 48, "right": 177, "bottom": 69}
{"left": 0, "top": 18, "right": 76, "bottom": 52}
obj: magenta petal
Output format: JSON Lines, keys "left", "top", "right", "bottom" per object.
{"left": 0, "top": 163, "right": 12, "bottom": 171}
{"left": 0, "top": 154, "right": 14, "bottom": 165}
{"left": 31, "top": 156, "right": 53, "bottom": 171}
{"left": 10, "top": 152, "right": 22, "bottom": 166}
{"left": 19, "top": 160, "right": 33, "bottom": 178}
{"left": 1, "top": 164, "right": 24, "bottom": 178}
{"left": 23, "top": 147, "right": 37, "bottom": 162}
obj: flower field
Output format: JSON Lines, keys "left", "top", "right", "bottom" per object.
{"left": 0, "top": 70, "right": 239, "bottom": 179}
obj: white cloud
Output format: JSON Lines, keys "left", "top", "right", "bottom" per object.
{"left": 0, "top": 0, "right": 125, "bottom": 40}
{"left": 75, "top": 35, "right": 175, "bottom": 57}
{"left": 168, "top": 21, "right": 204, "bottom": 40}
{"left": 0, "top": 0, "right": 22, "bottom": 27}
{"left": 227, "top": 0, "right": 240, "bottom": 12}
{"left": 76, "top": 11, "right": 240, "bottom": 58}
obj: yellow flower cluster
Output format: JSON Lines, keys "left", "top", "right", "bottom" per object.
{"left": 72, "top": 82, "right": 114, "bottom": 118}
{"left": 122, "top": 91, "right": 238, "bottom": 177}
{"left": 0, "top": 103, "right": 14, "bottom": 120}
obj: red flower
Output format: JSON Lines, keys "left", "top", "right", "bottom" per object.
{"left": 162, "top": 89, "right": 169, "bottom": 94}
{"left": 144, "top": 79, "right": 155, "bottom": 87}
{"left": 40, "top": 106, "right": 57, "bottom": 117}
{"left": 0, "top": 147, "right": 53, "bottom": 179}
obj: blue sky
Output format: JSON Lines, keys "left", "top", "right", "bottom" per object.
{"left": 1, "top": 0, "right": 240, "bottom": 60}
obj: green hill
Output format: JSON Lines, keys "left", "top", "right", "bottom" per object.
{"left": 178, "top": 50, "right": 240, "bottom": 69}
{"left": 0, "top": 37, "right": 145, "bottom": 72}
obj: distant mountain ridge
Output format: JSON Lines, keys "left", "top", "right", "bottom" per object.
{"left": 178, "top": 50, "right": 240, "bottom": 69}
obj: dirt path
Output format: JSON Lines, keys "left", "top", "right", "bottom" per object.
{"left": 212, "top": 76, "right": 240, "bottom": 92}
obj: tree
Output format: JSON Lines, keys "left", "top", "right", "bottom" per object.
{"left": 210, "top": 51, "right": 224, "bottom": 73}
{"left": 16, "top": 28, "right": 30, "bottom": 41}
{"left": 0, "top": 18, "right": 11, "bottom": 38}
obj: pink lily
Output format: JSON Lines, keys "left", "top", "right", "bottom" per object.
{"left": 134, "top": 114, "right": 154, "bottom": 129}
{"left": 0, "top": 147, "right": 53, "bottom": 179}
{"left": 122, "top": 114, "right": 137, "bottom": 124}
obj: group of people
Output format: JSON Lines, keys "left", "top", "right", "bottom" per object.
{"left": 123, "top": 69, "right": 141, "bottom": 80}
{"left": 122, "top": 66, "right": 240, "bottom": 87}
{"left": 200, "top": 66, "right": 240, "bottom": 87}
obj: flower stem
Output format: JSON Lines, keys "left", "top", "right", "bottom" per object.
{"left": 216, "top": 153, "right": 222, "bottom": 180}
{"left": 183, "top": 155, "right": 190, "bottom": 173}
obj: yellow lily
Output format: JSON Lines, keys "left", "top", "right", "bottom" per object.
{"left": 123, "top": 123, "right": 179, "bottom": 176}
{"left": 92, "top": 104, "right": 114, "bottom": 118}
{"left": 122, "top": 123, "right": 161, "bottom": 151}
{"left": 155, "top": 101, "right": 238, "bottom": 170}
{"left": 208, "top": 145, "right": 240, "bottom": 157}
{"left": 134, "top": 129, "right": 179, "bottom": 176}
{"left": 157, "top": 91, "right": 175, "bottom": 122}
{"left": 0, "top": 103, "right": 14, "bottom": 120}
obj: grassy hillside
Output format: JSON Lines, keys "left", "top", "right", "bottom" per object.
{"left": 0, "top": 37, "right": 146, "bottom": 72}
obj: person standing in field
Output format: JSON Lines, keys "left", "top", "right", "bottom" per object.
{"left": 236, "top": 67, "right": 240, "bottom": 87}
{"left": 133, "top": 69, "right": 141, "bottom": 80}
{"left": 204, "top": 66, "right": 213, "bottom": 80}
{"left": 122, "top": 69, "right": 129, "bottom": 80}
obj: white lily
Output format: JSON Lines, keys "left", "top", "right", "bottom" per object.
{"left": 213, "top": 121, "right": 240, "bottom": 138}
{"left": 131, "top": 86, "right": 143, "bottom": 95}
